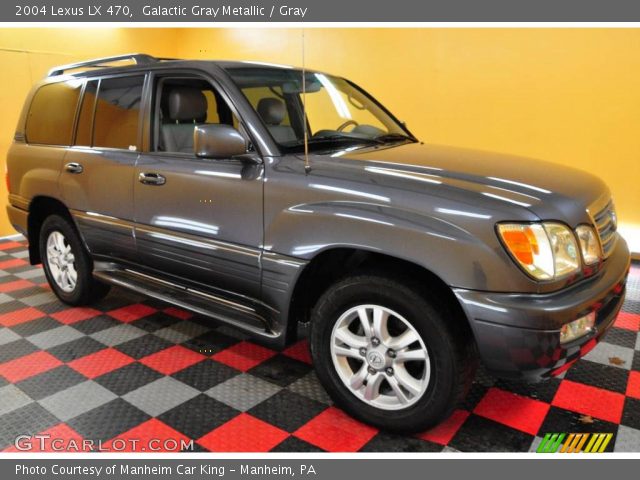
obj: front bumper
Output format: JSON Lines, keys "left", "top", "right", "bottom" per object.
{"left": 454, "top": 237, "right": 631, "bottom": 380}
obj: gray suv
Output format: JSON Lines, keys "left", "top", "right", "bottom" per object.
{"left": 6, "top": 54, "right": 630, "bottom": 432}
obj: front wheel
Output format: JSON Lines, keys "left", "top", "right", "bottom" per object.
{"left": 310, "top": 274, "right": 476, "bottom": 433}
{"left": 39, "top": 215, "right": 110, "bottom": 305}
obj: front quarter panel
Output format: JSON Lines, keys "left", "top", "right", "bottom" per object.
{"left": 264, "top": 155, "right": 539, "bottom": 292}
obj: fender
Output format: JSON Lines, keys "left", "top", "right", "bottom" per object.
{"left": 265, "top": 199, "right": 534, "bottom": 292}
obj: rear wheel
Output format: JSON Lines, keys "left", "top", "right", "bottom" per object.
{"left": 310, "top": 273, "right": 476, "bottom": 433}
{"left": 39, "top": 215, "right": 110, "bottom": 305}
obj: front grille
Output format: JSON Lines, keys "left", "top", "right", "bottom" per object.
{"left": 591, "top": 199, "right": 617, "bottom": 258}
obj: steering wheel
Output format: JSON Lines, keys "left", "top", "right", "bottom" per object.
{"left": 337, "top": 119, "right": 359, "bottom": 132}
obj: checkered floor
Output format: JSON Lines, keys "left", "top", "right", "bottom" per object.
{"left": 0, "top": 236, "right": 639, "bottom": 452}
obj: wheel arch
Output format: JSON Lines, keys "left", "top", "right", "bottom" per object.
{"left": 287, "top": 247, "right": 476, "bottom": 346}
{"left": 26, "top": 196, "right": 76, "bottom": 265}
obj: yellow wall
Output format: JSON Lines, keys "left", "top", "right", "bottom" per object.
{"left": 1, "top": 28, "right": 639, "bottom": 252}
{"left": 0, "top": 28, "right": 179, "bottom": 234}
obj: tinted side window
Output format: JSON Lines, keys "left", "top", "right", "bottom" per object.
{"left": 243, "top": 86, "right": 291, "bottom": 126}
{"left": 75, "top": 80, "right": 98, "bottom": 146}
{"left": 93, "top": 76, "right": 144, "bottom": 150}
{"left": 25, "top": 80, "right": 82, "bottom": 145}
{"left": 154, "top": 77, "right": 239, "bottom": 154}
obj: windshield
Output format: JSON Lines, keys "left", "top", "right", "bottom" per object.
{"left": 226, "top": 67, "right": 415, "bottom": 152}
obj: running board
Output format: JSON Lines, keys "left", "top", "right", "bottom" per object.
{"left": 93, "top": 267, "right": 278, "bottom": 339}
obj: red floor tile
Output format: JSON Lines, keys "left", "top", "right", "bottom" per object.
{"left": 417, "top": 409, "right": 470, "bottom": 445}
{"left": 51, "top": 307, "right": 102, "bottom": 325}
{"left": 4, "top": 423, "right": 84, "bottom": 452}
{"left": 0, "top": 280, "right": 35, "bottom": 293}
{"left": 139, "top": 345, "right": 206, "bottom": 375}
{"left": 197, "top": 413, "right": 288, "bottom": 452}
{"left": 163, "top": 307, "right": 193, "bottom": 320}
{"left": 627, "top": 371, "right": 640, "bottom": 400}
{"left": 68, "top": 348, "right": 134, "bottom": 379}
{"left": 474, "top": 388, "right": 550, "bottom": 435}
{"left": 212, "top": 341, "right": 277, "bottom": 372}
{"left": 0, "top": 351, "right": 62, "bottom": 383}
{"left": 0, "top": 307, "right": 45, "bottom": 327}
{"left": 283, "top": 340, "right": 312, "bottom": 365}
{"left": 108, "top": 304, "right": 157, "bottom": 323}
{"left": 0, "top": 241, "right": 25, "bottom": 251}
{"left": 104, "top": 419, "right": 190, "bottom": 452}
{"left": 615, "top": 312, "right": 640, "bottom": 332}
{"left": 552, "top": 380, "right": 625, "bottom": 424}
{"left": 294, "top": 407, "right": 378, "bottom": 452}
{"left": 0, "top": 258, "right": 28, "bottom": 270}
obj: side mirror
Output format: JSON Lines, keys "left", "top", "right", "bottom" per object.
{"left": 194, "top": 124, "right": 246, "bottom": 159}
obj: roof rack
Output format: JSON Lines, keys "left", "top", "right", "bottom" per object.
{"left": 47, "top": 53, "right": 164, "bottom": 77}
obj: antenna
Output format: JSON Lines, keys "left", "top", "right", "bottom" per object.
{"left": 302, "top": 28, "right": 311, "bottom": 174}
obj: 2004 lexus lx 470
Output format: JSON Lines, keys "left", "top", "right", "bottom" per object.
{"left": 6, "top": 54, "right": 630, "bottom": 432}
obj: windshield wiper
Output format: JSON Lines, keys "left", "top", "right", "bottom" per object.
{"left": 290, "top": 135, "right": 380, "bottom": 146}
{"left": 373, "top": 133, "right": 416, "bottom": 143}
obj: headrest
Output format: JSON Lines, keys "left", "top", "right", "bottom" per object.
{"left": 257, "top": 98, "right": 286, "bottom": 126}
{"left": 168, "top": 87, "right": 207, "bottom": 122}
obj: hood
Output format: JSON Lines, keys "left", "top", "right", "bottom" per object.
{"left": 338, "top": 142, "right": 609, "bottom": 225}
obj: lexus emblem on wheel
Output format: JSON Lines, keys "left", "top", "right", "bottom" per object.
{"left": 366, "top": 351, "right": 385, "bottom": 369}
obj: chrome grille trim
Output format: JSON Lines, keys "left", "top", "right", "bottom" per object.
{"left": 589, "top": 198, "right": 617, "bottom": 258}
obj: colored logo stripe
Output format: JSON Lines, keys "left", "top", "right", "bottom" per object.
{"left": 537, "top": 433, "right": 565, "bottom": 453}
{"left": 537, "top": 433, "right": 613, "bottom": 453}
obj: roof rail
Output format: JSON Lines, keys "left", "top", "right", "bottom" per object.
{"left": 47, "top": 53, "right": 159, "bottom": 77}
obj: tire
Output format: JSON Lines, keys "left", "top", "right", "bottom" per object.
{"left": 39, "top": 214, "right": 110, "bottom": 306}
{"left": 310, "top": 273, "right": 476, "bottom": 433}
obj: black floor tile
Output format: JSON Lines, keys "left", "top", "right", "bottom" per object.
{"left": 159, "top": 395, "right": 239, "bottom": 440}
{"left": 0, "top": 403, "right": 60, "bottom": 449}
{"left": 564, "top": 359, "right": 629, "bottom": 394}
{"left": 171, "top": 360, "right": 239, "bottom": 392}
{"left": 605, "top": 327, "right": 638, "bottom": 350}
{"left": 621, "top": 398, "right": 640, "bottom": 431}
{"left": 94, "top": 363, "right": 163, "bottom": 396}
{"left": 448, "top": 414, "right": 534, "bottom": 452}
{"left": 0, "top": 339, "right": 38, "bottom": 363}
{"left": 71, "top": 315, "right": 121, "bottom": 335}
{"left": 361, "top": 433, "right": 443, "bottom": 452}
{"left": 271, "top": 436, "right": 324, "bottom": 452}
{"left": 538, "top": 406, "right": 619, "bottom": 436}
{"left": 114, "top": 334, "right": 173, "bottom": 359}
{"left": 248, "top": 354, "right": 312, "bottom": 387}
{"left": 48, "top": 337, "right": 107, "bottom": 362}
{"left": 67, "top": 399, "right": 150, "bottom": 442}
{"left": 10, "top": 317, "right": 61, "bottom": 337}
{"left": 16, "top": 365, "right": 86, "bottom": 400}
{"left": 249, "top": 390, "right": 327, "bottom": 433}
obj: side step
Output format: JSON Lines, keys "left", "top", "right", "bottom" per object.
{"left": 93, "top": 267, "right": 278, "bottom": 340}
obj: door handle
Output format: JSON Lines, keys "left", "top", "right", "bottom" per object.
{"left": 64, "top": 162, "right": 83, "bottom": 174}
{"left": 138, "top": 172, "right": 166, "bottom": 186}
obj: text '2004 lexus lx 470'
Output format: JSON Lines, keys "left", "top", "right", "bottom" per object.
{"left": 6, "top": 54, "right": 630, "bottom": 432}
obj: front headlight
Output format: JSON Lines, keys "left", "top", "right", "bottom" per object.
{"left": 497, "top": 222, "right": 580, "bottom": 280}
{"left": 575, "top": 225, "right": 602, "bottom": 265}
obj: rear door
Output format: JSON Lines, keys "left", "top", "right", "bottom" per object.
{"left": 60, "top": 74, "right": 147, "bottom": 260}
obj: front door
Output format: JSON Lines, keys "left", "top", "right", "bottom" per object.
{"left": 133, "top": 74, "right": 264, "bottom": 300}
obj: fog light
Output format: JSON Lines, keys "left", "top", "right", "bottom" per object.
{"left": 560, "top": 312, "right": 596, "bottom": 344}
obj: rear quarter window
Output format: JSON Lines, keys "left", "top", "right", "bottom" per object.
{"left": 25, "top": 80, "right": 82, "bottom": 145}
